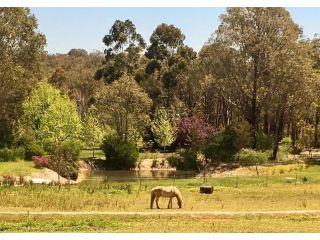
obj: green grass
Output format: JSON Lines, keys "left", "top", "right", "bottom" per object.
{"left": 138, "top": 151, "right": 175, "bottom": 160}
{"left": 79, "top": 149, "right": 105, "bottom": 160}
{"left": 1, "top": 214, "right": 320, "bottom": 232}
{"left": 0, "top": 160, "right": 40, "bottom": 176}
{"left": 0, "top": 162, "right": 320, "bottom": 232}
{"left": 0, "top": 164, "right": 319, "bottom": 212}
{"left": 79, "top": 149, "right": 175, "bottom": 161}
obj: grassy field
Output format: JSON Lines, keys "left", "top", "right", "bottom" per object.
{"left": 1, "top": 213, "right": 320, "bottom": 232}
{"left": 0, "top": 164, "right": 319, "bottom": 212}
{"left": 0, "top": 162, "right": 320, "bottom": 232}
{"left": 138, "top": 151, "right": 175, "bottom": 160}
{"left": 0, "top": 160, "right": 40, "bottom": 176}
{"left": 79, "top": 149, "right": 174, "bottom": 161}
{"left": 79, "top": 149, "right": 105, "bottom": 160}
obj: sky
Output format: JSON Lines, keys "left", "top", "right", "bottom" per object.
{"left": 30, "top": 8, "right": 320, "bottom": 54}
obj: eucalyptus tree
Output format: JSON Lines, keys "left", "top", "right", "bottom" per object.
{"left": 46, "top": 50, "right": 104, "bottom": 117}
{"left": 201, "top": 7, "right": 312, "bottom": 155}
{"left": 144, "top": 23, "right": 196, "bottom": 108}
{"left": 0, "top": 7, "right": 46, "bottom": 146}
{"left": 95, "top": 19, "right": 146, "bottom": 84}
{"left": 82, "top": 105, "right": 105, "bottom": 158}
{"left": 310, "top": 37, "right": 320, "bottom": 148}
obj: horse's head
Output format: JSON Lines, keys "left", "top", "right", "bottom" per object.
{"left": 175, "top": 192, "right": 183, "bottom": 208}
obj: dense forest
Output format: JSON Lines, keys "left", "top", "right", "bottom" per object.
{"left": 1, "top": 7, "right": 320, "bottom": 178}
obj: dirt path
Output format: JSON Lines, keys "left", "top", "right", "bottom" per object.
{"left": 1, "top": 210, "right": 320, "bottom": 216}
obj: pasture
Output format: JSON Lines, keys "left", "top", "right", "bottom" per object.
{"left": 1, "top": 213, "right": 320, "bottom": 232}
{"left": 0, "top": 164, "right": 319, "bottom": 232}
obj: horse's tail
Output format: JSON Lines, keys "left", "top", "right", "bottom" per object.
{"left": 150, "top": 190, "right": 156, "bottom": 209}
{"left": 175, "top": 189, "right": 183, "bottom": 208}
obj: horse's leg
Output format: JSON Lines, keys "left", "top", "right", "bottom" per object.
{"left": 167, "top": 197, "right": 172, "bottom": 209}
{"left": 156, "top": 196, "right": 160, "bottom": 209}
{"left": 170, "top": 197, "right": 173, "bottom": 209}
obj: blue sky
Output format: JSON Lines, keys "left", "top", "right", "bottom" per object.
{"left": 30, "top": 8, "right": 320, "bottom": 54}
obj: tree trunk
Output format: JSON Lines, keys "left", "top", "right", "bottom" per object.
{"left": 291, "top": 121, "right": 297, "bottom": 147}
{"left": 223, "top": 99, "right": 230, "bottom": 126}
{"left": 263, "top": 113, "right": 269, "bottom": 135}
{"left": 251, "top": 60, "right": 258, "bottom": 150}
{"left": 271, "top": 106, "right": 285, "bottom": 160}
{"left": 314, "top": 107, "right": 320, "bottom": 148}
{"left": 124, "top": 114, "right": 128, "bottom": 143}
{"left": 255, "top": 164, "right": 260, "bottom": 176}
{"left": 251, "top": 94, "right": 258, "bottom": 149}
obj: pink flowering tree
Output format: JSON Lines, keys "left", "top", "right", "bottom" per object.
{"left": 176, "top": 116, "right": 215, "bottom": 148}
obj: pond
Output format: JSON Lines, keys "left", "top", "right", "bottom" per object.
{"left": 82, "top": 169, "right": 198, "bottom": 183}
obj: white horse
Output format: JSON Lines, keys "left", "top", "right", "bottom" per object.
{"left": 150, "top": 186, "right": 183, "bottom": 209}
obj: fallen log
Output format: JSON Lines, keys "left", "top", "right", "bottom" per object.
{"left": 200, "top": 185, "right": 214, "bottom": 194}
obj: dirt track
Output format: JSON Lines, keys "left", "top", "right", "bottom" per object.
{"left": 1, "top": 210, "right": 320, "bottom": 216}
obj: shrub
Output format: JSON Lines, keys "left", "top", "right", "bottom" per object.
{"left": 230, "top": 121, "right": 254, "bottom": 151}
{"left": 15, "top": 147, "right": 25, "bottom": 160}
{"left": 32, "top": 156, "right": 49, "bottom": 168}
{"left": 48, "top": 140, "right": 83, "bottom": 180}
{"left": 203, "top": 128, "right": 236, "bottom": 162}
{"left": 296, "top": 123, "right": 314, "bottom": 149}
{"left": 61, "top": 140, "right": 83, "bottom": 161}
{"left": 178, "top": 148, "right": 198, "bottom": 170}
{"left": 15, "top": 133, "right": 45, "bottom": 160}
{"left": 166, "top": 155, "right": 183, "bottom": 168}
{"left": 256, "top": 132, "right": 274, "bottom": 151}
{"left": 236, "top": 148, "right": 269, "bottom": 167}
{"left": 0, "top": 147, "right": 25, "bottom": 162}
{"left": 102, "top": 136, "right": 139, "bottom": 169}
{"left": 279, "top": 137, "right": 292, "bottom": 154}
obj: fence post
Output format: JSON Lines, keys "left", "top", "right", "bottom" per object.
{"left": 236, "top": 176, "right": 239, "bottom": 188}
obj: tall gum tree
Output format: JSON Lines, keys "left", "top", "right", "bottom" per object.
{"left": 95, "top": 19, "right": 146, "bottom": 84}
{"left": 202, "top": 7, "right": 311, "bottom": 153}
{"left": 0, "top": 7, "right": 46, "bottom": 146}
{"left": 144, "top": 24, "right": 196, "bottom": 108}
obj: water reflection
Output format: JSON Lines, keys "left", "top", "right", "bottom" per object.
{"left": 83, "top": 170, "right": 197, "bottom": 182}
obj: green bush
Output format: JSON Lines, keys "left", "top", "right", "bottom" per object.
{"left": 236, "top": 148, "right": 269, "bottom": 167}
{"left": 15, "top": 134, "right": 45, "bottom": 160}
{"left": 62, "top": 140, "right": 83, "bottom": 161}
{"left": 0, "top": 147, "right": 25, "bottom": 162}
{"left": 230, "top": 121, "right": 253, "bottom": 151}
{"left": 203, "top": 128, "right": 236, "bottom": 162}
{"left": 176, "top": 148, "right": 198, "bottom": 170}
{"left": 48, "top": 140, "right": 83, "bottom": 180}
{"left": 256, "top": 132, "right": 274, "bottom": 151}
{"left": 166, "top": 155, "right": 183, "bottom": 168}
{"left": 102, "top": 136, "right": 139, "bottom": 169}
{"left": 279, "top": 137, "right": 292, "bottom": 154}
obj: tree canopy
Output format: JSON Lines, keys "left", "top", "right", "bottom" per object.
{"left": 2, "top": 8, "right": 320, "bottom": 170}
